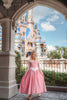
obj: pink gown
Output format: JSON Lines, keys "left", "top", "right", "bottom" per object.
{"left": 19, "top": 60, "right": 47, "bottom": 94}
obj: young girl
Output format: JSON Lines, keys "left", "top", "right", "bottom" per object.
{"left": 19, "top": 50, "right": 47, "bottom": 100}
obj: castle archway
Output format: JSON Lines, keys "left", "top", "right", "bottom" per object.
{"left": 12, "top": 0, "right": 67, "bottom": 21}
{"left": 0, "top": 0, "right": 67, "bottom": 99}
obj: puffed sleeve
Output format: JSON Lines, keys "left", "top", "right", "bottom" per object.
{"left": 38, "top": 61, "right": 44, "bottom": 75}
{"left": 26, "top": 60, "right": 30, "bottom": 72}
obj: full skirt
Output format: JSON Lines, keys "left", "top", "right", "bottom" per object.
{"left": 19, "top": 70, "right": 47, "bottom": 94}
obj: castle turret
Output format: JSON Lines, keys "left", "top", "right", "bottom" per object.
{"left": 35, "top": 29, "right": 41, "bottom": 57}
{"left": 27, "top": 9, "right": 34, "bottom": 36}
{"left": 40, "top": 39, "right": 47, "bottom": 57}
{"left": 14, "top": 8, "right": 47, "bottom": 58}
{"left": 14, "top": 25, "right": 22, "bottom": 52}
{"left": 35, "top": 24, "right": 37, "bottom": 29}
{"left": 27, "top": 9, "right": 34, "bottom": 24}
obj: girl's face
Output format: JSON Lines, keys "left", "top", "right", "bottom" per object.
{"left": 31, "top": 52, "right": 36, "bottom": 59}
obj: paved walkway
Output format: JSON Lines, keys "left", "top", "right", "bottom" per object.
{"left": 10, "top": 91, "right": 67, "bottom": 100}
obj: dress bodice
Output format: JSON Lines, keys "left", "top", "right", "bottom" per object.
{"left": 29, "top": 60, "right": 39, "bottom": 68}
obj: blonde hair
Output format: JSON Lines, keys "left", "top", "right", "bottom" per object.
{"left": 31, "top": 50, "right": 38, "bottom": 60}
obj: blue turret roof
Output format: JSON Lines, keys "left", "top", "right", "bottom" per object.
{"left": 37, "top": 32, "right": 40, "bottom": 35}
{"left": 43, "top": 42, "right": 46, "bottom": 44}
{"left": 35, "top": 40, "right": 41, "bottom": 43}
{"left": 22, "top": 41, "right": 25, "bottom": 44}
{"left": 17, "top": 32, "right": 21, "bottom": 34}
{"left": 26, "top": 28, "right": 30, "bottom": 39}
{"left": 15, "top": 37, "right": 21, "bottom": 39}
{"left": 20, "top": 21, "right": 28, "bottom": 25}
{"left": 18, "top": 37, "right": 21, "bottom": 39}
{"left": 35, "top": 43, "right": 36, "bottom": 46}
{"left": 28, "top": 52, "right": 31, "bottom": 55}
{"left": 37, "top": 29, "right": 40, "bottom": 32}
{"left": 37, "top": 29, "right": 41, "bottom": 36}
{"left": 17, "top": 28, "right": 20, "bottom": 31}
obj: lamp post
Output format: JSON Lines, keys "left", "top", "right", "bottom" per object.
{"left": 18, "top": 47, "right": 20, "bottom": 50}
{"left": 60, "top": 49, "right": 64, "bottom": 58}
{"left": 40, "top": 43, "right": 44, "bottom": 56}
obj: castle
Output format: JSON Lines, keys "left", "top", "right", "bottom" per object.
{"left": 14, "top": 9, "right": 47, "bottom": 57}
{"left": 0, "top": 9, "right": 47, "bottom": 57}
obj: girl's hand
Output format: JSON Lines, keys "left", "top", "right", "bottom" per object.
{"left": 42, "top": 74, "right": 44, "bottom": 78}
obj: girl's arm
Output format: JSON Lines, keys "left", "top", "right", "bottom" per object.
{"left": 38, "top": 62, "right": 44, "bottom": 77}
{"left": 26, "top": 60, "right": 30, "bottom": 72}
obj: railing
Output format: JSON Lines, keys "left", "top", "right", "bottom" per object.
{"left": 16, "top": 59, "right": 67, "bottom": 87}
{"left": 21, "top": 59, "right": 67, "bottom": 73}
{"left": 40, "top": 59, "right": 67, "bottom": 73}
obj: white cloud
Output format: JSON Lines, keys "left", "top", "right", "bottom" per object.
{"left": 33, "top": 6, "right": 51, "bottom": 23}
{"left": 47, "top": 14, "right": 59, "bottom": 22}
{"left": 47, "top": 45, "right": 56, "bottom": 51}
{"left": 33, "top": 16, "right": 44, "bottom": 23}
{"left": 60, "top": 21, "right": 64, "bottom": 24}
{"left": 51, "top": 10, "right": 60, "bottom": 15}
{"left": 41, "top": 22, "right": 56, "bottom": 31}
{"left": 33, "top": 6, "right": 60, "bottom": 24}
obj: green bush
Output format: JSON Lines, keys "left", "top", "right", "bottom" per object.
{"left": 47, "top": 50, "right": 61, "bottom": 59}
{"left": 16, "top": 67, "right": 26, "bottom": 84}
{"left": 63, "top": 52, "right": 67, "bottom": 59}
{"left": 16, "top": 68, "right": 67, "bottom": 87}
{"left": 42, "top": 70, "right": 67, "bottom": 86}
{"left": 15, "top": 50, "right": 21, "bottom": 77}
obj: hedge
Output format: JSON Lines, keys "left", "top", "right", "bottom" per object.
{"left": 16, "top": 67, "right": 67, "bottom": 87}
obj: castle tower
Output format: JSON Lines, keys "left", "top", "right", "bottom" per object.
{"left": 35, "top": 29, "right": 41, "bottom": 57}
{"left": 27, "top": 9, "right": 34, "bottom": 24}
{"left": 27, "top": 9, "right": 34, "bottom": 36}
{"left": 42, "top": 40, "right": 47, "bottom": 56}
{"left": 14, "top": 9, "right": 47, "bottom": 58}
{"left": 16, "top": 15, "right": 28, "bottom": 56}
{"left": 14, "top": 25, "right": 22, "bottom": 52}
{"left": 20, "top": 13, "right": 26, "bottom": 23}
{"left": 0, "top": 25, "right": 2, "bottom": 51}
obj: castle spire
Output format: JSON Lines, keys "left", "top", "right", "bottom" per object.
{"left": 27, "top": 9, "right": 34, "bottom": 24}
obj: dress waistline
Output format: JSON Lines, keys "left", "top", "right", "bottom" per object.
{"left": 29, "top": 67, "right": 39, "bottom": 71}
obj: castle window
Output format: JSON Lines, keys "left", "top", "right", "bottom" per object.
{"left": 31, "top": 43, "right": 33, "bottom": 47}
{"left": 23, "top": 32, "right": 25, "bottom": 36}
{"left": 22, "top": 41, "right": 25, "bottom": 44}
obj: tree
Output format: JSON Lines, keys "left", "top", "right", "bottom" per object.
{"left": 15, "top": 50, "right": 21, "bottom": 76}
{"left": 47, "top": 50, "right": 61, "bottom": 59}
{"left": 55, "top": 45, "right": 60, "bottom": 50}
{"left": 47, "top": 46, "right": 67, "bottom": 59}
{"left": 63, "top": 47, "right": 67, "bottom": 59}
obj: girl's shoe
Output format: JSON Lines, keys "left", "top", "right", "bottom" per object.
{"left": 28, "top": 95, "right": 32, "bottom": 100}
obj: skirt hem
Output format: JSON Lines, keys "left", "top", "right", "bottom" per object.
{"left": 19, "top": 90, "right": 47, "bottom": 95}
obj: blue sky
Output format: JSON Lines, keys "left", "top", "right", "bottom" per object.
{"left": 33, "top": 6, "right": 67, "bottom": 50}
